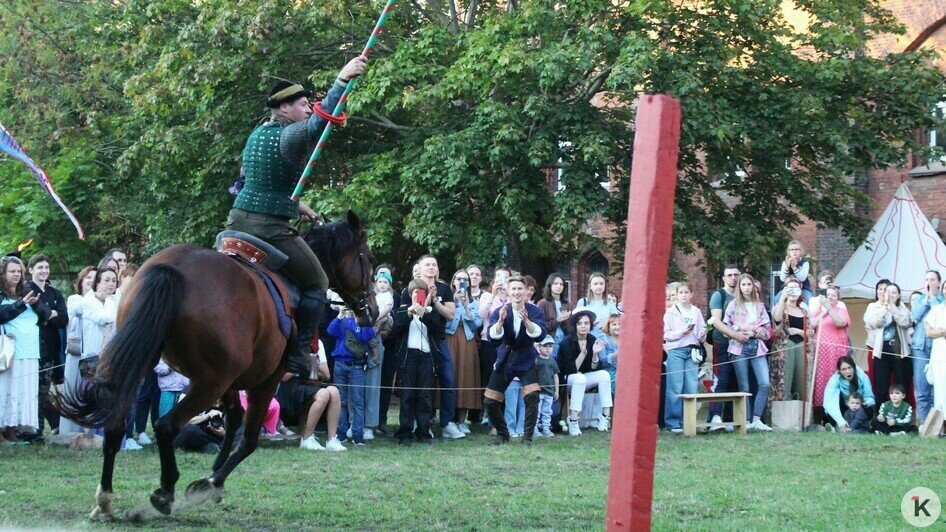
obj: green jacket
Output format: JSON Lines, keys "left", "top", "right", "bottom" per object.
{"left": 233, "top": 81, "right": 346, "bottom": 219}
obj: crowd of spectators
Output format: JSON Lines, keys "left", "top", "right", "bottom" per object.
{"left": 2, "top": 238, "right": 945, "bottom": 450}
{"left": 669, "top": 240, "right": 946, "bottom": 437}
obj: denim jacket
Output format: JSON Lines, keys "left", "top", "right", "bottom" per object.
{"left": 911, "top": 292, "right": 945, "bottom": 350}
{"left": 445, "top": 299, "right": 482, "bottom": 340}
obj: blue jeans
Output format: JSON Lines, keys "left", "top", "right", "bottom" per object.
{"left": 732, "top": 342, "right": 770, "bottom": 420}
{"left": 365, "top": 342, "right": 383, "bottom": 428}
{"left": 537, "top": 393, "right": 554, "bottom": 433}
{"left": 913, "top": 344, "right": 933, "bottom": 421}
{"left": 434, "top": 338, "right": 456, "bottom": 427}
{"left": 503, "top": 380, "right": 525, "bottom": 435}
{"left": 664, "top": 347, "right": 698, "bottom": 430}
{"left": 335, "top": 360, "right": 366, "bottom": 443}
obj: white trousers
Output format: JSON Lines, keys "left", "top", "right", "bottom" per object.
{"left": 567, "top": 370, "right": 613, "bottom": 413}
{"left": 931, "top": 352, "right": 946, "bottom": 412}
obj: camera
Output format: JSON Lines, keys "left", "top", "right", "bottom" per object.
{"left": 207, "top": 410, "right": 224, "bottom": 430}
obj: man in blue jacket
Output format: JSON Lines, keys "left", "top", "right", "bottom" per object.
{"left": 483, "top": 276, "right": 547, "bottom": 446}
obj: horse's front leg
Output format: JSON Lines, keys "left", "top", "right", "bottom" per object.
{"left": 151, "top": 386, "right": 223, "bottom": 515}
{"left": 90, "top": 427, "right": 124, "bottom": 521}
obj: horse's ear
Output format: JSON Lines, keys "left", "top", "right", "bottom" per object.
{"left": 346, "top": 210, "right": 362, "bottom": 230}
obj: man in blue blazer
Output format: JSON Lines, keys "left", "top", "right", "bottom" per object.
{"left": 483, "top": 275, "right": 547, "bottom": 445}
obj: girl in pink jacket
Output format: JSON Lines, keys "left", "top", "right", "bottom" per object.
{"left": 723, "top": 274, "right": 773, "bottom": 431}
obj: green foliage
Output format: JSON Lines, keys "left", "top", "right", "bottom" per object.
{"left": 0, "top": 0, "right": 941, "bottom": 279}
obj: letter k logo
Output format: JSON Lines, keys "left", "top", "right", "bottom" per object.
{"left": 914, "top": 496, "right": 931, "bottom": 517}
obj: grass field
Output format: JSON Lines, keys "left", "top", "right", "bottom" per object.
{"left": 0, "top": 429, "right": 943, "bottom": 530}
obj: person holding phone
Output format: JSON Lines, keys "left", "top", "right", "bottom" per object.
{"left": 773, "top": 277, "right": 809, "bottom": 401}
{"left": 446, "top": 270, "right": 483, "bottom": 433}
{"left": 865, "top": 283, "right": 912, "bottom": 407}
{"left": 0, "top": 255, "right": 51, "bottom": 444}
{"left": 723, "top": 273, "right": 774, "bottom": 431}
{"left": 477, "top": 267, "right": 512, "bottom": 426}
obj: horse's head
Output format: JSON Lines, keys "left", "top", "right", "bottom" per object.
{"left": 306, "top": 210, "right": 377, "bottom": 327}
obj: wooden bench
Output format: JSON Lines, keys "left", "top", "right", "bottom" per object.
{"left": 679, "top": 392, "right": 750, "bottom": 437}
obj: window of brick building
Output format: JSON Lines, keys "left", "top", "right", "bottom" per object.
{"left": 910, "top": 101, "right": 946, "bottom": 177}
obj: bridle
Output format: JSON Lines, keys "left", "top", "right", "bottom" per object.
{"left": 318, "top": 223, "right": 373, "bottom": 316}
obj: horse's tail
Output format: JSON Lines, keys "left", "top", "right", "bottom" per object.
{"left": 55, "top": 264, "right": 185, "bottom": 429}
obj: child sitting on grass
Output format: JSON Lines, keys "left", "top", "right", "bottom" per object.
{"left": 870, "top": 384, "right": 917, "bottom": 436}
{"left": 841, "top": 393, "right": 870, "bottom": 434}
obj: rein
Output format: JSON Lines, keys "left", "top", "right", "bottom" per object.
{"left": 306, "top": 221, "right": 372, "bottom": 314}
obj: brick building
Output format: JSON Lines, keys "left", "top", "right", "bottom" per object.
{"left": 567, "top": 1, "right": 946, "bottom": 308}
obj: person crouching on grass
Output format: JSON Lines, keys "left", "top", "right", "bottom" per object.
{"left": 392, "top": 279, "right": 439, "bottom": 446}
{"left": 841, "top": 393, "right": 870, "bottom": 434}
{"left": 870, "top": 384, "right": 917, "bottom": 435}
{"left": 483, "top": 276, "right": 547, "bottom": 446}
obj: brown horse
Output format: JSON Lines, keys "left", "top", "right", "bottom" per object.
{"left": 56, "top": 210, "right": 375, "bottom": 520}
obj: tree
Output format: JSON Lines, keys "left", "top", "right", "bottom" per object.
{"left": 0, "top": 0, "right": 941, "bottom": 281}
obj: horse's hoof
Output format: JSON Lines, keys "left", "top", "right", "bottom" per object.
{"left": 184, "top": 478, "right": 224, "bottom": 507}
{"left": 89, "top": 506, "right": 113, "bottom": 521}
{"left": 90, "top": 485, "right": 114, "bottom": 521}
{"left": 150, "top": 489, "right": 174, "bottom": 516}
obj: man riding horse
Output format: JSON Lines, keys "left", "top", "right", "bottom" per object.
{"left": 227, "top": 57, "right": 368, "bottom": 377}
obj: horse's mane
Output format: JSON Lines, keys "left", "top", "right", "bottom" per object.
{"left": 304, "top": 219, "right": 360, "bottom": 259}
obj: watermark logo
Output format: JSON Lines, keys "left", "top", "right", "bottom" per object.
{"left": 902, "top": 488, "right": 941, "bottom": 528}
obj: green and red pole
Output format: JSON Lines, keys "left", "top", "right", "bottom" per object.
{"left": 290, "top": 0, "right": 396, "bottom": 201}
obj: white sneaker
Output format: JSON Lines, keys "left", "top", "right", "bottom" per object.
{"left": 750, "top": 420, "right": 773, "bottom": 432}
{"left": 300, "top": 435, "right": 324, "bottom": 451}
{"left": 442, "top": 422, "right": 466, "bottom": 439}
{"left": 890, "top": 431, "right": 906, "bottom": 437}
{"left": 709, "top": 415, "right": 727, "bottom": 432}
{"left": 567, "top": 419, "right": 582, "bottom": 436}
{"left": 325, "top": 436, "right": 347, "bottom": 451}
{"left": 363, "top": 428, "right": 375, "bottom": 441}
{"left": 136, "top": 433, "right": 153, "bottom": 446}
{"left": 510, "top": 433, "right": 522, "bottom": 438}
{"left": 670, "top": 428, "right": 684, "bottom": 434}
{"left": 123, "top": 438, "right": 143, "bottom": 451}
{"left": 457, "top": 423, "right": 471, "bottom": 434}
{"left": 596, "top": 414, "right": 611, "bottom": 432}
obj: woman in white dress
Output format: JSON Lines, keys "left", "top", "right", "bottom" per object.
{"left": 60, "top": 266, "right": 97, "bottom": 435}
{"left": 0, "top": 256, "right": 50, "bottom": 443}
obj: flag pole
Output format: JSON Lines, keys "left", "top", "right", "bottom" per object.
{"left": 289, "top": 0, "right": 396, "bottom": 202}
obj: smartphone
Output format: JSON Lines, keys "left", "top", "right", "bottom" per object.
{"left": 415, "top": 289, "right": 428, "bottom": 307}
{"left": 495, "top": 272, "right": 507, "bottom": 285}
{"left": 459, "top": 279, "right": 469, "bottom": 291}
{"left": 788, "top": 287, "right": 802, "bottom": 297}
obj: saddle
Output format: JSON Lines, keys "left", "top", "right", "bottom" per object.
{"left": 215, "top": 230, "right": 296, "bottom": 340}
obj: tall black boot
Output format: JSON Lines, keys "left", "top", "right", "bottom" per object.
{"left": 522, "top": 392, "right": 539, "bottom": 444}
{"left": 484, "top": 397, "right": 509, "bottom": 444}
{"left": 287, "top": 288, "right": 327, "bottom": 376}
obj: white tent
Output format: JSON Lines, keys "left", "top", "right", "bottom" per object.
{"left": 836, "top": 183, "right": 946, "bottom": 299}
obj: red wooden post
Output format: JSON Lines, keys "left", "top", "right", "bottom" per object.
{"left": 605, "top": 94, "right": 681, "bottom": 531}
